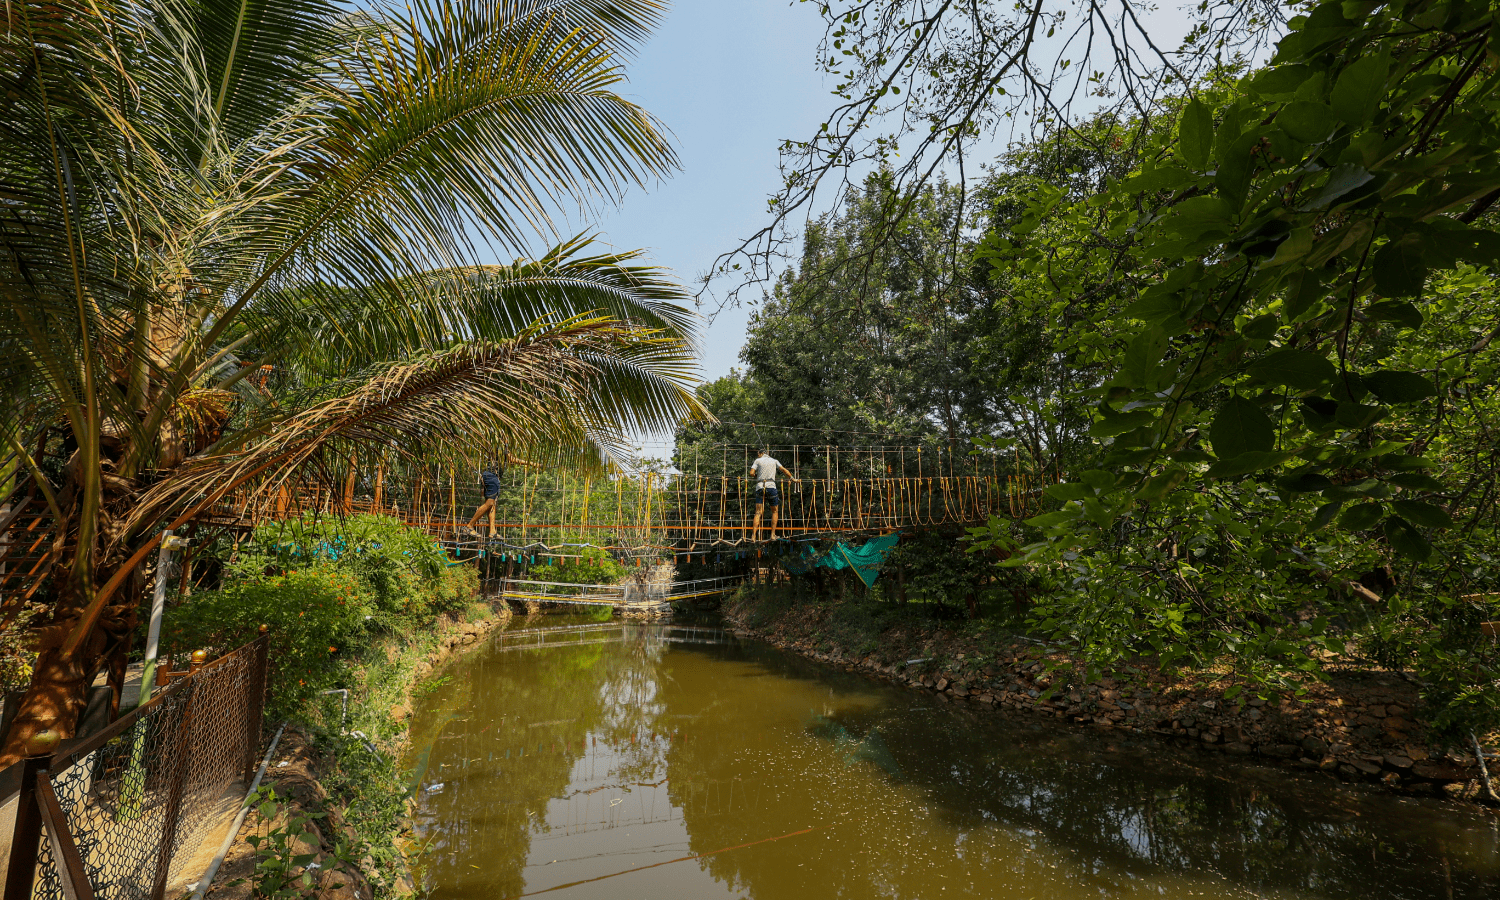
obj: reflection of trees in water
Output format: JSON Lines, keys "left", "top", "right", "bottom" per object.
{"left": 411, "top": 630, "right": 1499, "bottom": 900}
{"left": 408, "top": 623, "right": 679, "bottom": 899}
{"left": 908, "top": 714, "right": 1499, "bottom": 898}
{"left": 656, "top": 644, "right": 1499, "bottom": 900}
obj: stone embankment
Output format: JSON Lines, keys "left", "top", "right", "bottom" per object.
{"left": 389, "top": 609, "right": 510, "bottom": 724}
{"left": 728, "top": 614, "right": 1499, "bottom": 805}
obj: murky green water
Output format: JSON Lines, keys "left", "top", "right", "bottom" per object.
{"left": 408, "top": 617, "right": 1500, "bottom": 900}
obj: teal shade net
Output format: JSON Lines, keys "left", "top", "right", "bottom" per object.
{"left": 779, "top": 532, "right": 901, "bottom": 588}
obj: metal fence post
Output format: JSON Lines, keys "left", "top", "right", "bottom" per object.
{"left": 37, "top": 777, "right": 96, "bottom": 900}
{"left": 4, "top": 729, "right": 60, "bottom": 900}
{"left": 149, "top": 675, "right": 197, "bottom": 900}
{"left": 244, "top": 627, "right": 269, "bottom": 783}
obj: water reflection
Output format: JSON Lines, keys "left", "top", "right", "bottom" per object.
{"left": 409, "top": 619, "right": 1500, "bottom": 900}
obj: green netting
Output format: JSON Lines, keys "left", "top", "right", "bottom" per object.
{"left": 779, "top": 532, "right": 901, "bottom": 587}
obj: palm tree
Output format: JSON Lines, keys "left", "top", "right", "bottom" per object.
{"left": 0, "top": 0, "right": 705, "bottom": 764}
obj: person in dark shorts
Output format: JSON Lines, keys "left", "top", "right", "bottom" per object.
{"left": 465, "top": 452, "right": 534, "bottom": 537}
{"left": 749, "top": 448, "right": 800, "bottom": 540}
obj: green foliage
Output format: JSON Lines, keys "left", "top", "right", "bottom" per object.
{"left": 231, "top": 515, "right": 450, "bottom": 586}
{"left": 880, "top": 529, "right": 996, "bottom": 611}
{"left": 165, "top": 515, "right": 476, "bottom": 717}
{"left": 227, "top": 515, "right": 472, "bottom": 631}
{"left": 677, "top": 173, "right": 1007, "bottom": 457}
{"left": 300, "top": 723, "right": 414, "bottom": 892}
{"left": 165, "top": 569, "right": 372, "bottom": 718}
{"left": 242, "top": 786, "right": 357, "bottom": 899}
{"left": 523, "top": 545, "right": 628, "bottom": 586}
{"left": 961, "top": 1, "right": 1500, "bottom": 737}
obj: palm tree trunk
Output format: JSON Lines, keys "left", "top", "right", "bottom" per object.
{"left": 0, "top": 503, "right": 140, "bottom": 768}
{"left": 0, "top": 579, "right": 105, "bottom": 766}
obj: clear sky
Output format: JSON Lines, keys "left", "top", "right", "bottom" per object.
{"left": 568, "top": 1, "right": 1208, "bottom": 393}
{"left": 527, "top": 2, "right": 1219, "bottom": 461}
{"left": 583, "top": 0, "right": 833, "bottom": 386}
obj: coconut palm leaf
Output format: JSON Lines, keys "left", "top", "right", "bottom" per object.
{"left": 126, "top": 315, "right": 704, "bottom": 536}
{"left": 224, "top": 236, "right": 699, "bottom": 380}
{"left": 190, "top": 0, "right": 343, "bottom": 148}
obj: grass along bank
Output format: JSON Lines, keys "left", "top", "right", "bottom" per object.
{"left": 160, "top": 515, "right": 517, "bottom": 898}
{"left": 726, "top": 584, "right": 1500, "bottom": 806}
{"left": 198, "top": 598, "right": 516, "bottom": 899}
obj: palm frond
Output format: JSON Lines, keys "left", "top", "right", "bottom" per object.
{"left": 126, "top": 315, "right": 707, "bottom": 536}
{"left": 190, "top": 0, "right": 342, "bottom": 146}
{"left": 229, "top": 236, "right": 699, "bottom": 377}
{"left": 197, "top": 0, "right": 679, "bottom": 349}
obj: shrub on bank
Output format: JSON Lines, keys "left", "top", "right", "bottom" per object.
{"left": 163, "top": 515, "right": 476, "bottom": 718}
{"left": 164, "top": 569, "right": 371, "bottom": 718}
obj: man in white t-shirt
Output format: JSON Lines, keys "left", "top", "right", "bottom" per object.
{"left": 749, "top": 449, "right": 800, "bottom": 540}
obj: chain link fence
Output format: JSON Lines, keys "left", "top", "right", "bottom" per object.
{"left": 4, "top": 635, "right": 268, "bottom": 900}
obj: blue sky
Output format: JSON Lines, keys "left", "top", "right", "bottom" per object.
{"left": 583, "top": 0, "right": 832, "bottom": 385}
{"left": 567, "top": 1, "right": 1208, "bottom": 391}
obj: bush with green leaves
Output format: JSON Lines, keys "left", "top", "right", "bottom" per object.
{"left": 165, "top": 515, "right": 476, "bottom": 717}
{"left": 965, "top": 1, "right": 1500, "bottom": 737}
{"left": 227, "top": 514, "right": 472, "bottom": 629}
{"left": 522, "top": 545, "right": 627, "bottom": 587}
{"left": 164, "top": 568, "right": 374, "bottom": 718}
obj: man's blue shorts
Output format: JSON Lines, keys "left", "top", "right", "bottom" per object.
{"left": 756, "top": 486, "right": 780, "bottom": 508}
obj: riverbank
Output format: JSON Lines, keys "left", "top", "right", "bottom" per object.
{"left": 201, "top": 597, "right": 515, "bottom": 899}
{"left": 724, "top": 588, "right": 1500, "bottom": 807}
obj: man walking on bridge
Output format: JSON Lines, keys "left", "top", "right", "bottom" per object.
{"left": 465, "top": 452, "right": 535, "bottom": 539}
{"left": 750, "top": 448, "right": 800, "bottom": 540}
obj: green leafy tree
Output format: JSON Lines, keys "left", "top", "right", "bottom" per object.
{"left": 0, "top": 0, "right": 704, "bottom": 764}
{"left": 971, "top": 2, "right": 1500, "bottom": 730}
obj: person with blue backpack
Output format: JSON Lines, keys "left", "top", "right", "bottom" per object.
{"left": 464, "top": 452, "right": 535, "bottom": 538}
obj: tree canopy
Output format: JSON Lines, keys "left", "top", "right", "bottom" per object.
{"left": 705, "top": 0, "right": 1500, "bottom": 738}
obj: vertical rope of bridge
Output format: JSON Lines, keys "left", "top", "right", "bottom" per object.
{"left": 850, "top": 472, "right": 860, "bottom": 532}
{"left": 897, "top": 448, "right": 905, "bottom": 527}
{"left": 880, "top": 448, "right": 889, "bottom": 528}
{"left": 833, "top": 445, "right": 841, "bottom": 531}
{"left": 792, "top": 444, "right": 799, "bottom": 536}
{"left": 913, "top": 449, "right": 923, "bottom": 525}
{"left": 693, "top": 447, "right": 702, "bottom": 545}
{"left": 909, "top": 448, "right": 918, "bottom": 526}
{"left": 525, "top": 468, "right": 537, "bottom": 547}
{"left": 581, "top": 476, "right": 592, "bottom": 536}
{"left": 448, "top": 468, "right": 457, "bottom": 540}
{"left": 821, "top": 448, "right": 831, "bottom": 534}
{"left": 886, "top": 474, "right": 895, "bottom": 529}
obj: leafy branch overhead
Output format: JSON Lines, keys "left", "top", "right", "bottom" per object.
{"left": 708, "top": 0, "right": 1289, "bottom": 305}
{"left": 1003, "top": 1, "right": 1500, "bottom": 566}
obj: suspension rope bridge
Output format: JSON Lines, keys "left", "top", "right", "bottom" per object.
{"left": 1, "top": 433, "right": 1058, "bottom": 605}
{"left": 209, "top": 442, "right": 1052, "bottom": 557}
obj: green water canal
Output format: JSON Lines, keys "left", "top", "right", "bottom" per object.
{"left": 407, "top": 617, "right": 1499, "bottom": 900}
